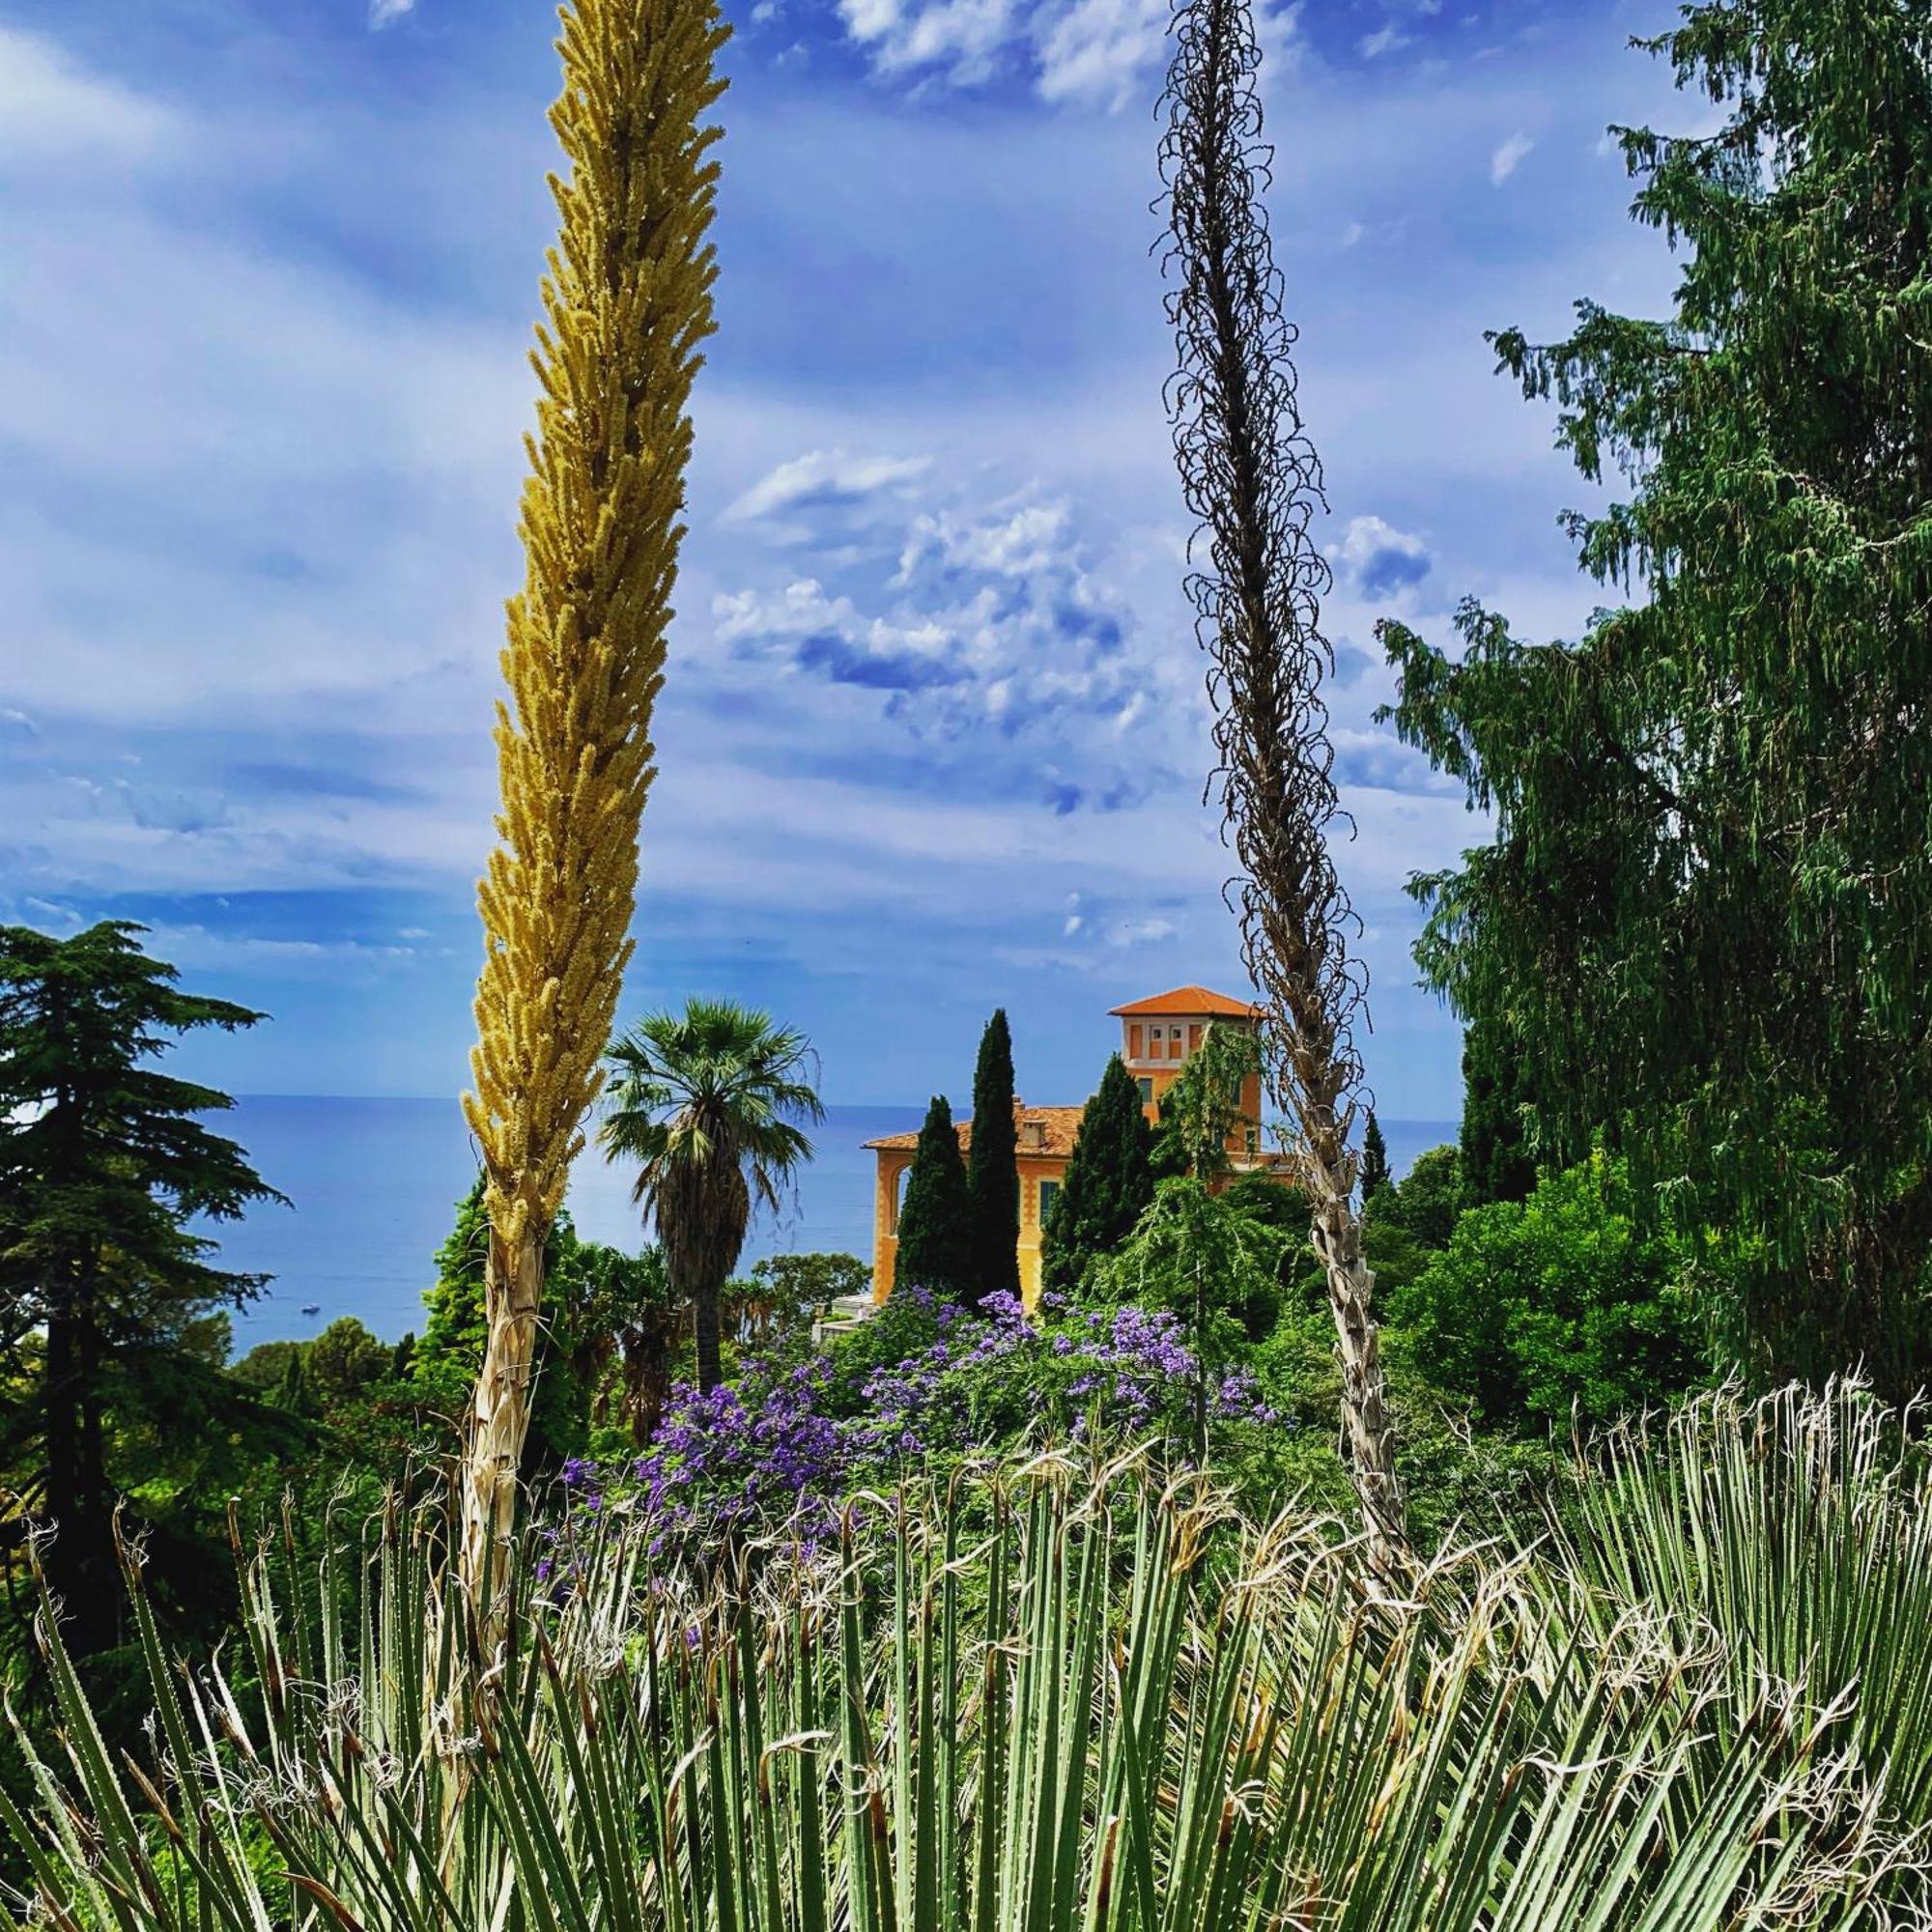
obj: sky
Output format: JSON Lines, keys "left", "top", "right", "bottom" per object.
{"left": 0, "top": 0, "right": 1691, "bottom": 1120}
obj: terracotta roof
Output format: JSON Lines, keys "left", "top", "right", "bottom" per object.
{"left": 1108, "top": 984, "right": 1261, "bottom": 1019}
{"left": 866, "top": 1099, "right": 1087, "bottom": 1159}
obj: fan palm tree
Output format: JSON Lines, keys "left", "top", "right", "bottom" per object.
{"left": 600, "top": 999, "right": 823, "bottom": 1392}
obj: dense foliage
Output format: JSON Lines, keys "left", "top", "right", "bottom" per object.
{"left": 1380, "top": 0, "right": 1932, "bottom": 1392}
{"left": 1039, "top": 1055, "right": 1154, "bottom": 1297}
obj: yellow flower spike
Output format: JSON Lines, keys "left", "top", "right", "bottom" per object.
{"left": 458, "top": 0, "right": 729, "bottom": 1645}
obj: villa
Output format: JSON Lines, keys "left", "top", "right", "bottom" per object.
{"left": 865, "top": 984, "right": 1301, "bottom": 1307}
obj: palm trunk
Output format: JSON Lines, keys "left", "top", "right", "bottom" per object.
{"left": 693, "top": 1284, "right": 724, "bottom": 1394}
{"left": 459, "top": 1220, "right": 545, "bottom": 1648}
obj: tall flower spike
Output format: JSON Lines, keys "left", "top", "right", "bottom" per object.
{"left": 460, "top": 0, "right": 729, "bottom": 1639}
{"left": 1159, "top": 0, "right": 1409, "bottom": 1572}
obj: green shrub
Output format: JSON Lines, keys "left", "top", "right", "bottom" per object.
{"left": 1398, "top": 1151, "right": 1708, "bottom": 1432}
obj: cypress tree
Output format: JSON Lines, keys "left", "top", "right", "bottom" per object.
{"left": 461, "top": 0, "right": 728, "bottom": 1624}
{"left": 1040, "top": 1056, "right": 1154, "bottom": 1298}
{"left": 966, "top": 1009, "right": 1021, "bottom": 1304}
{"left": 1459, "top": 1019, "right": 1534, "bottom": 1210}
{"left": 1359, "top": 1111, "right": 1391, "bottom": 1204}
{"left": 895, "top": 1096, "right": 977, "bottom": 1301}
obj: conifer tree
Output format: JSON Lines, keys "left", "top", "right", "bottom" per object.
{"left": 1459, "top": 1019, "right": 1534, "bottom": 1211}
{"left": 0, "top": 922, "right": 282, "bottom": 1658}
{"left": 1161, "top": 0, "right": 1408, "bottom": 1565}
{"left": 1359, "top": 1111, "right": 1391, "bottom": 1204}
{"left": 1040, "top": 1056, "right": 1154, "bottom": 1298}
{"left": 895, "top": 1097, "right": 977, "bottom": 1301}
{"left": 460, "top": 0, "right": 727, "bottom": 1622}
{"left": 965, "top": 1009, "right": 1021, "bottom": 1304}
{"left": 1380, "top": 0, "right": 1932, "bottom": 1388}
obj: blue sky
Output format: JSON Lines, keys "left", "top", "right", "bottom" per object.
{"left": 0, "top": 0, "right": 1690, "bottom": 1119}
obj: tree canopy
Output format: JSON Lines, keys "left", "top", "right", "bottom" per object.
{"left": 895, "top": 1096, "right": 978, "bottom": 1301}
{"left": 1040, "top": 1056, "right": 1154, "bottom": 1299}
{"left": 1379, "top": 0, "right": 1932, "bottom": 1392}
{"left": 600, "top": 999, "right": 821, "bottom": 1392}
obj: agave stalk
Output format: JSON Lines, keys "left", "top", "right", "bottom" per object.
{"left": 12, "top": 1403, "right": 1931, "bottom": 1927}
{"left": 460, "top": 0, "right": 728, "bottom": 1637}
{"left": 1158, "top": 0, "right": 1407, "bottom": 1572}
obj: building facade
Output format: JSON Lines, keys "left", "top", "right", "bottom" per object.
{"left": 865, "top": 984, "right": 1291, "bottom": 1309}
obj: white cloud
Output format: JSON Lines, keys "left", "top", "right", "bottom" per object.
{"left": 838, "top": 0, "right": 1018, "bottom": 87}
{"left": 1036, "top": 0, "right": 1171, "bottom": 110}
{"left": 0, "top": 27, "right": 178, "bottom": 165}
{"left": 714, "top": 469, "right": 1178, "bottom": 780}
{"left": 1357, "top": 24, "right": 1411, "bottom": 59}
{"left": 834, "top": 0, "right": 1301, "bottom": 104}
{"left": 724, "top": 448, "right": 932, "bottom": 529}
{"left": 369, "top": 0, "right": 417, "bottom": 26}
{"left": 1337, "top": 515, "right": 1432, "bottom": 596}
{"left": 1109, "top": 917, "right": 1177, "bottom": 947}
{"left": 1490, "top": 129, "right": 1534, "bottom": 185}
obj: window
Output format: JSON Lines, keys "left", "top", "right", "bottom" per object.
{"left": 1038, "top": 1179, "right": 1060, "bottom": 1228}
{"left": 1136, "top": 1077, "right": 1154, "bottom": 1105}
{"left": 1244, "top": 1127, "right": 1259, "bottom": 1155}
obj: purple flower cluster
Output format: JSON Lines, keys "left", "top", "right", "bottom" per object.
{"left": 539, "top": 1293, "right": 1282, "bottom": 1559}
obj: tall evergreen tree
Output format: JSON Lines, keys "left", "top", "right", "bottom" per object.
{"left": 461, "top": 0, "right": 728, "bottom": 1625}
{"left": 894, "top": 1097, "right": 978, "bottom": 1301}
{"left": 1359, "top": 1111, "right": 1391, "bottom": 1204}
{"left": 0, "top": 922, "right": 282, "bottom": 1658}
{"left": 965, "top": 1009, "right": 1021, "bottom": 1305}
{"left": 1040, "top": 1056, "right": 1154, "bottom": 1298}
{"left": 1380, "top": 0, "right": 1932, "bottom": 1390}
{"left": 1459, "top": 1018, "right": 1535, "bottom": 1211}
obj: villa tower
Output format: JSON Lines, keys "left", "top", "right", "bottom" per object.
{"left": 866, "top": 984, "right": 1293, "bottom": 1307}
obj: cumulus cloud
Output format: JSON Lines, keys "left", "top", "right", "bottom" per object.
{"left": 1490, "top": 129, "right": 1534, "bottom": 185}
{"left": 715, "top": 474, "right": 1154, "bottom": 751}
{"left": 1337, "top": 515, "right": 1432, "bottom": 597}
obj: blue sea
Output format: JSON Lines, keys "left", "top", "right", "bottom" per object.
{"left": 210, "top": 1096, "right": 1458, "bottom": 1347}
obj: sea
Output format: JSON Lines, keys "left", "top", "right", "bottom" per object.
{"left": 209, "top": 1096, "right": 1458, "bottom": 1348}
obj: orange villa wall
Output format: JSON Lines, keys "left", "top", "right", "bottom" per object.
{"left": 869, "top": 1148, "right": 1067, "bottom": 1311}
